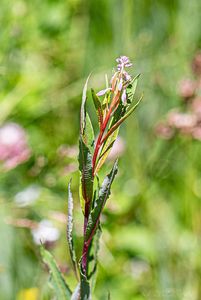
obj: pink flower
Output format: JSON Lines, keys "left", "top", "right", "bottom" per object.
{"left": 191, "top": 97, "right": 201, "bottom": 120}
{"left": 0, "top": 122, "right": 31, "bottom": 170}
{"left": 116, "top": 56, "right": 132, "bottom": 70}
{"left": 155, "top": 122, "right": 174, "bottom": 140}
{"left": 167, "top": 110, "right": 197, "bottom": 129}
{"left": 192, "top": 126, "right": 201, "bottom": 140}
{"left": 192, "top": 51, "right": 201, "bottom": 76}
{"left": 178, "top": 79, "right": 196, "bottom": 99}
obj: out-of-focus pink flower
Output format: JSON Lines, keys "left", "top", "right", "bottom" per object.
{"left": 191, "top": 97, "right": 201, "bottom": 120}
{"left": 178, "top": 79, "right": 196, "bottom": 99}
{"left": 60, "top": 162, "right": 77, "bottom": 176}
{"left": 57, "top": 144, "right": 78, "bottom": 158}
{"left": 0, "top": 122, "right": 31, "bottom": 170}
{"left": 192, "top": 51, "right": 201, "bottom": 76}
{"left": 155, "top": 122, "right": 174, "bottom": 140}
{"left": 167, "top": 110, "right": 197, "bottom": 130}
{"left": 192, "top": 126, "right": 201, "bottom": 140}
{"left": 107, "top": 136, "right": 125, "bottom": 160}
{"left": 197, "top": 78, "right": 201, "bottom": 89}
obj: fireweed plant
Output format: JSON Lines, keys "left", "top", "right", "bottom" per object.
{"left": 41, "top": 56, "right": 142, "bottom": 299}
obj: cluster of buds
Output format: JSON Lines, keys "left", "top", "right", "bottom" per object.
{"left": 155, "top": 51, "right": 201, "bottom": 140}
{"left": 97, "top": 56, "right": 133, "bottom": 105}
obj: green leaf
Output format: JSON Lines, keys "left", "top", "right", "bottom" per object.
{"left": 80, "top": 77, "right": 94, "bottom": 152}
{"left": 95, "top": 128, "right": 119, "bottom": 174}
{"left": 79, "top": 176, "right": 85, "bottom": 214}
{"left": 67, "top": 180, "right": 78, "bottom": 280}
{"left": 91, "top": 89, "right": 103, "bottom": 128}
{"left": 101, "top": 94, "right": 143, "bottom": 144}
{"left": 41, "top": 247, "right": 72, "bottom": 300}
{"left": 80, "top": 264, "right": 91, "bottom": 300}
{"left": 79, "top": 136, "right": 93, "bottom": 205}
{"left": 85, "top": 160, "right": 118, "bottom": 242}
{"left": 110, "top": 101, "right": 126, "bottom": 127}
{"left": 126, "top": 74, "right": 140, "bottom": 104}
{"left": 80, "top": 75, "right": 91, "bottom": 136}
{"left": 84, "top": 113, "right": 94, "bottom": 153}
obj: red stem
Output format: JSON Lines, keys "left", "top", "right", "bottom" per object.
{"left": 92, "top": 104, "right": 114, "bottom": 176}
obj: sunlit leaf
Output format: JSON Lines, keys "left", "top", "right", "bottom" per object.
{"left": 79, "top": 177, "right": 85, "bottom": 214}
{"left": 80, "top": 75, "right": 91, "bottom": 136}
{"left": 91, "top": 89, "right": 103, "bottom": 128}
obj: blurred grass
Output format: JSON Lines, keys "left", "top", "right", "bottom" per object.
{"left": 1, "top": 0, "right": 201, "bottom": 299}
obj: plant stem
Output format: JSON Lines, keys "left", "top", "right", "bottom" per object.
{"left": 82, "top": 91, "right": 120, "bottom": 275}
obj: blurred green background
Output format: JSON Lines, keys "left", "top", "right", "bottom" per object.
{"left": 1, "top": 0, "right": 201, "bottom": 299}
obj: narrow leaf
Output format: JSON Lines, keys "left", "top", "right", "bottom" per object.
{"left": 84, "top": 113, "right": 94, "bottom": 152}
{"left": 79, "top": 137, "right": 93, "bottom": 205}
{"left": 80, "top": 75, "right": 91, "bottom": 135}
{"left": 110, "top": 101, "right": 126, "bottom": 128}
{"left": 91, "top": 89, "right": 103, "bottom": 128}
{"left": 85, "top": 160, "right": 118, "bottom": 242}
{"left": 102, "top": 94, "right": 143, "bottom": 144}
{"left": 67, "top": 180, "right": 78, "bottom": 280}
{"left": 79, "top": 177, "right": 85, "bottom": 214}
{"left": 41, "top": 247, "right": 72, "bottom": 300}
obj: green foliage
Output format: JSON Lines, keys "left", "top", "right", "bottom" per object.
{"left": 91, "top": 89, "right": 103, "bottom": 129}
{"left": 126, "top": 74, "right": 140, "bottom": 104}
{"left": 40, "top": 247, "right": 72, "bottom": 300}
{"left": 80, "top": 76, "right": 91, "bottom": 137}
{"left": 78, "top": 136, "right": 94, "bottom": 207}
{"left": 85, "top": 161, "right": 118, "bottom": 242}
{"left": 1, "top": 0, "right": 201, "bottom": 299}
